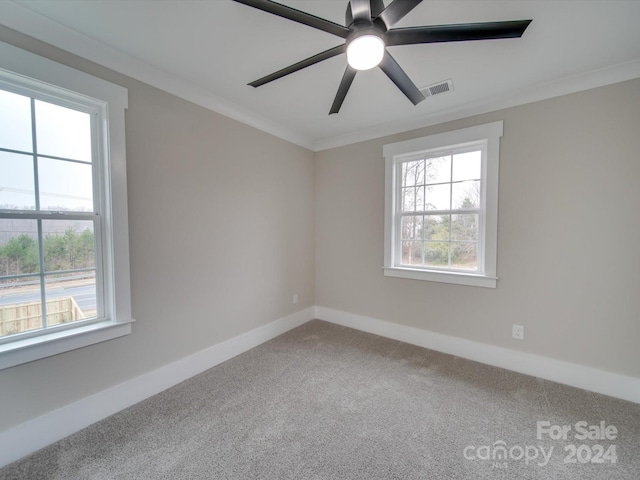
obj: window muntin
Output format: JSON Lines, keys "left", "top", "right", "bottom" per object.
{"left": 383, "top": 121, "right": 502, "bottom": 288}
{"left": 0, "top": 84, "right": 104, "bottom": 340}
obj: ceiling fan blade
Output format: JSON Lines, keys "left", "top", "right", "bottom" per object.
{"left": 378, "top": 51, "right": 425, "bottom": 105}
{"left": 330, "top": 66, "right": 357, "bottom": 114}
{"left": 349, "top": 0, "right": 372, "bottom": 25}
{"left": 249, "top": 45, "right": 347, "bottom": 87}
{"left": 385, "top": 20, "right": 532, "bottom": 46}
{"left": 233, "top": 0, "right": 350, "bottom": 38}
{"left": 376, "top": 0, "right": 423, "bottom": 30}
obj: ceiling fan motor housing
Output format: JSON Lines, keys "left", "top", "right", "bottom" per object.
{"left": 347, "top": 26, "right": 385, "bottom": 45}
{"left": 345, "top": 0, "right": 386, "bottom": 28}
{"left": 344, "top": 0, "right": 388, "bottom": 69}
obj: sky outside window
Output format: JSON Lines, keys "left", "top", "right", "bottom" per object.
{"left": 0, "top": 90, "right": 93, "bottom": 211}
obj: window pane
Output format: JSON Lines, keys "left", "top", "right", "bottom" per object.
{"left": 35, "top": 100, "right": 92, "bottom": 162}
{"left": 0, "top": 276, "right": 42, "bottom": 337}
{"left": 401, "top": 241, "right": 424, "bottom": 266}
{"left": 424, "top": 242, "right": 449, "bottom": 267}
{"left": 0, "top": 152, "right": 36, "bottom": 210}
{"left": 452, "top": 180, "right": 480, "bottom": 209}
{"left": 452, "top": 214, "right": 479, "bottom": 242}
{"left": 452, "top": 150, "right": 481, "bottom": 182}
{"left": 0, "top": 89, "right": 33, "bottom": 153}
{"left": 401, "top": 216, "right": 422, "bottom": 241}
{"left": 424, "top": 156, "right": 450, "bottom": 184}
{"left": 425, "top": 184, "right": 450, "bottom": 210}
{"left": 402, "top": 187, "right": 415, "bottom": 211}
{"left": 38, "top": 157, "right": 93, "bottom": 211}
{"left": 423, "top": 215, "right": 449, "bottom": 241}
{"left": 0, "top": 219, "right": 39, "bottom": 276}
{"left": 45, "top": 271, "right": 97, "bottom": 323}
{"left": 402, "top": 160, "right": 424, "bottom": 187}
{"left": 42, "top": 220, "right": 95, "bottom": 272}
{"left": 451, "top": 242, "right": 478, "bottom": 271}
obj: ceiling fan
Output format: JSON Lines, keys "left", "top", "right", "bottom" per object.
{"left": 233, "top": 0, "right": 532, "bottom": 114}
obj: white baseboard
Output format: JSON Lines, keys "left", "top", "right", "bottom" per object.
{"left": 315, "top": 306, "right": 640, "bottom": 404}
{"left": 0, "top": 307, "right": 314, "bottom": 469}
{"left": 3, "top": 305, "right": 638, "bottom": 469}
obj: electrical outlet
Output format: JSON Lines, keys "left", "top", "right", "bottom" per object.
{"left": 512, "top": 324, "right": 525, "bottom": 340}
{"left": 293, "top": 294, "right": 298, "bottom": 305}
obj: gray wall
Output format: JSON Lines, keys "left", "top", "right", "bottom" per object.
{"left": 315, "top": 78, "right": 640, "bottom": 378}
{"left": 0, "top": 28, "right": 315, "bottom": 431}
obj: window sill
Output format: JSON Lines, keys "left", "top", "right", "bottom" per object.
{"left": 383, "top": 266, "right": 497, "bottom": 288}
{"left": 0, "top": 318, "right": 135, "bottom": 370}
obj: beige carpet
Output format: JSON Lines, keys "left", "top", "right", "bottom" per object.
{"left": 1, "top": 320, "right": 639, "bottom": 479}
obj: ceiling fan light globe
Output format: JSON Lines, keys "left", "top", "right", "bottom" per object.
{"left": 346, "top": 35, "right": 385, "bottom": 70}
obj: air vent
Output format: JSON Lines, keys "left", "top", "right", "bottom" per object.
{"left": 420, "top": 79, "right": 454, "bottom": 98}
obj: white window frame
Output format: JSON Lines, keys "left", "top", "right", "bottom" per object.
{"left": 383, "top": 121, "right": 502, "bottom": 288}
{"left": 0, "top": 42, "right": 133, "bottom": 369}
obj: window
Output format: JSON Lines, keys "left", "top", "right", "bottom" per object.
{"left": 0, "top": 42, "right": 132, "bottom": 369}
{"left": 383, "top": 122, "right": 502, "bottom": 288}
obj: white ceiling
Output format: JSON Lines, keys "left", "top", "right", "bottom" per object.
{"left": 1, "top": 0, "right": 640, "bottom": 151}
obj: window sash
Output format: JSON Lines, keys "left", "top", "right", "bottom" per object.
{"left": 393, "top": 146, "right": 487, "bottom": 274}
{"left": 0, "top": 82, "right": 106, "bottom": 342}
{"left": 396, "top": 215, "right": 485, "bottom": 272}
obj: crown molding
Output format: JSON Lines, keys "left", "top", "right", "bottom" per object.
{"left": 2, "top": 1, "right": 639, "bottom": 153}
{"left": 0, "top": 1, "right": 315, "bottom": 151}
{"left": 312, "top": 58, "right": 640, "bottom": 151}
